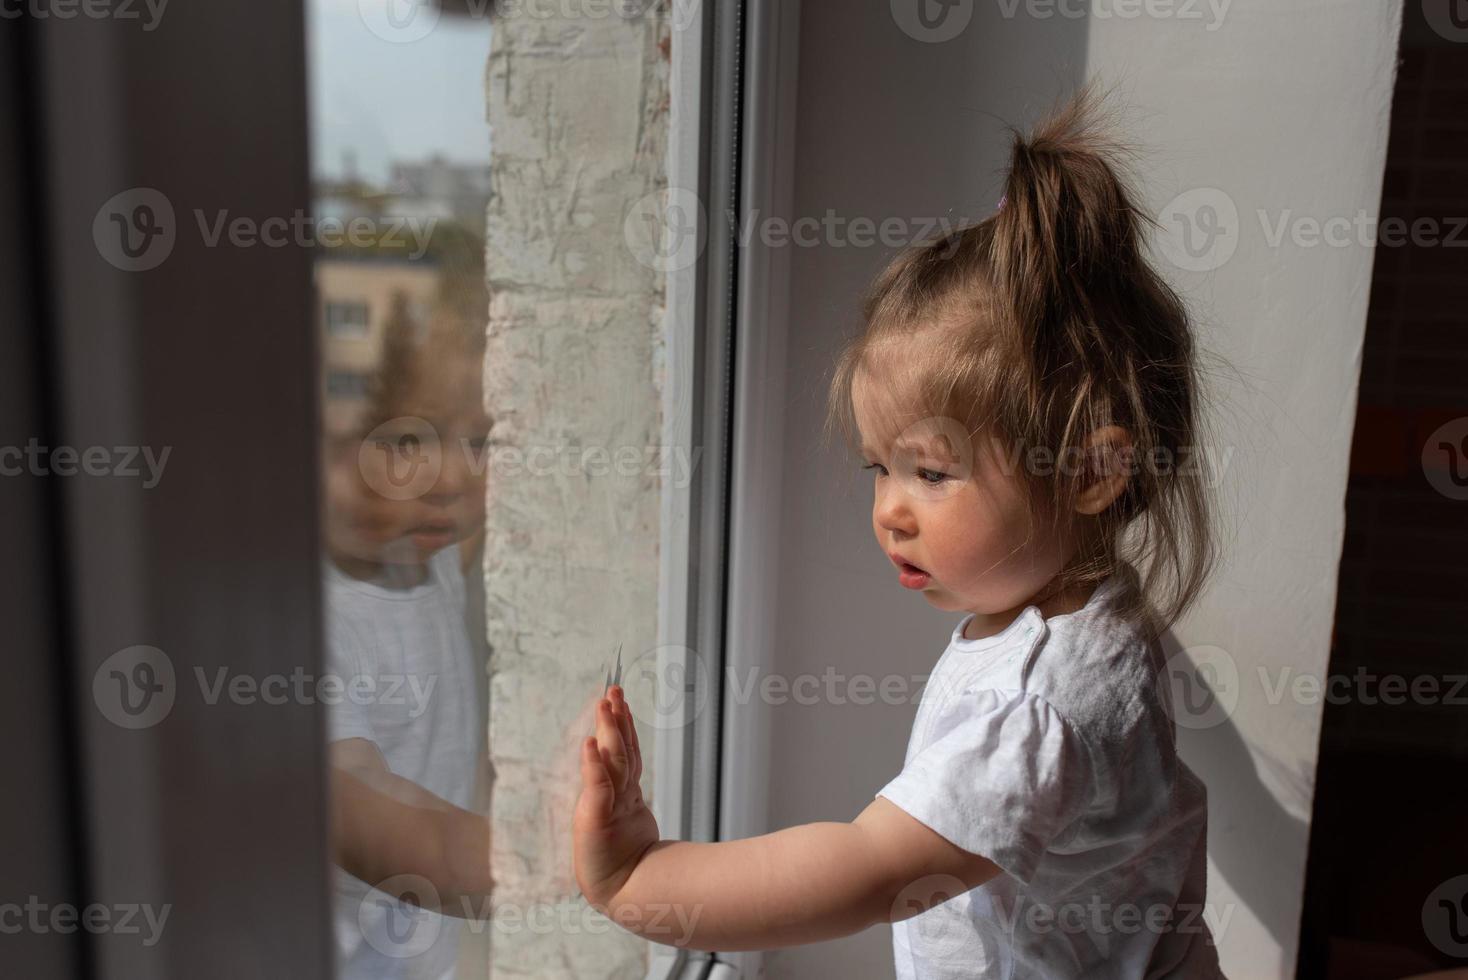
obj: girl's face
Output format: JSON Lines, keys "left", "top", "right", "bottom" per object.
{"left": 324, "top": 357, "right": 489, "bottom": 571}
{"left": 852, "top": 368, "right": 1073, "bottom": 619}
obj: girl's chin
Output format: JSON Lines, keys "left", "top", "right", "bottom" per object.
{"left": 923, "top": 590, "right": 976, "bottom": 612}
{"left": 408, "top": 528, "right": 461, "bottom": 553}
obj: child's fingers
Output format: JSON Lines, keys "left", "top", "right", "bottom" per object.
{"left": 610, "top": 687, "right": 635, "bottom": 775}
{"left": 577, "top": 736, "right": 615, "bottom": 823}
{"left": 611, "top": 687, "right": 642, "bottom": 788}
{"left": 595, "top": 697, "right": 629, "bottom": 792}
{"left": 626, "top": 694, "right": 644, "bottom": 785}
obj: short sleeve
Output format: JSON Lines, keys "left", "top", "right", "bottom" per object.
{"left": 876, "top": 689, "right": 1095, "bottom": 885}
{"left": 324, "top": 609, "right": 375, "bottom": 745}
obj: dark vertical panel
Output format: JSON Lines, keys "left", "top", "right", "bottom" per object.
{"left": 29, "top": 2, "right": 331, "bottom": 978}
{"left": 0, "top": 16, "right": 88, "bottom": 980}
{"left": 1299, "top": 3, "right": 1468, "bottom": 978}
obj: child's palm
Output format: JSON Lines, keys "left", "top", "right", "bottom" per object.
{"left": 573, "top": 687, "right": 659, "bottom": 908}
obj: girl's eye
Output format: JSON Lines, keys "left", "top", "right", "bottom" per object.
{"left": 917, "top": 468, "right": 949, "bottom": 486}
{"left": 862, "top": 462, "right": 888, "bottom": 477}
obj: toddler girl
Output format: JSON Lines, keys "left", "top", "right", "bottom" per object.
{"left": 573, "top": 87, "right": 1224, "bottom": 979}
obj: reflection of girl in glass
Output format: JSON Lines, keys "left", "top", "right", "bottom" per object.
{"left": 323, "top": 299, "right": 494, "bottom": 980}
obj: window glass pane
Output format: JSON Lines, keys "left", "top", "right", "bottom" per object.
{"left": 308, "top": 4, "right": 684, "bottom": 978}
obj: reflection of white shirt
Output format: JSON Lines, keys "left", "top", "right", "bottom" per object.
{"left": 324, "top": 548, "right": 482, "bottom": 980}
{"left": 877, "top": 564, "right": 1223, "bottom": 979}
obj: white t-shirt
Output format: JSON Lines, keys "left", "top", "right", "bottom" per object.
{"left": 324, "top": 548, "right": 485, "bottom": 980}
{"left": 877, "top": 563, "right": 1224, "bottom": 979}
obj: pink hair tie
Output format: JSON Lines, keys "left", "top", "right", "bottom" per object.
{"left": 996, "top": 193, "right": 1007, "bottom": 212}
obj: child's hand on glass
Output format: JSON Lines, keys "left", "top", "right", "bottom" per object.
{"left": 542, "top": 690, "right": 609, "bottom": 898}
{"left": 573, "top": 685, "right": 660, "bottom": 910}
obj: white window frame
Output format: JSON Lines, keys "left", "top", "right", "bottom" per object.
{"left": 655, "top": 0, "right": 801, "bottom": 977}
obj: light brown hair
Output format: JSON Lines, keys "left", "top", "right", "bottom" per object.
{"left": 826, "top": 85, "right": 1220, "bottom": 639}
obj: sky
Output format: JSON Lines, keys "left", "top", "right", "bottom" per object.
{"left": 307, "top": 0, "right": 494, "bottom": 183}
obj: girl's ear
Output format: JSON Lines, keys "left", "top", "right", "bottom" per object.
{"left": 1075, "top": 425, "right": 1133, "bottom": 516}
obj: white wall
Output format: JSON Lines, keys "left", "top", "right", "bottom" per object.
{"left": 742, "top": 2, "right": 1402, "bottom": 978}
{"left": 1084, "top": 3, "right": 1403, "bottom": 976}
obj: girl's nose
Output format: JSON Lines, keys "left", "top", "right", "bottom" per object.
{"left": 874, "top": 482, "right": 917, "bottom": 536}
{"left": 427, "top": 440, "right": 474, "bottom": 500}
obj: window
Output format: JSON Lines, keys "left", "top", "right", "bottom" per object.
{"left": 324, "top": 370, "right": 369, "bottom": 399}
{"left": 307, "top": 4, "right": 725, "bottom": 978}
{"left": 324, "top": 301, "right": 370, "bottom": 338}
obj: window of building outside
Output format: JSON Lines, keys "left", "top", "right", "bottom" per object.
{"left": 325, "top": 370, "right": 371, "bottom": 399}
{"left": 309, "top": 3, "right": 678, "bottom": 979}
{"left": 325, "top": 300, "right": 372, "bottom": 338}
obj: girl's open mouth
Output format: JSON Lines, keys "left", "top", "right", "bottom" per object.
{"left": 889, "top": 553, "right": 932, "bottom": 590}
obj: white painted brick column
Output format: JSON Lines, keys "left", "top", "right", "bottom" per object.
{"left": 481, "top": 6, "right": 670, "bottom": 977}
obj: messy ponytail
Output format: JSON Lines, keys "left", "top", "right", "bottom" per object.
{"left": 827, "top": 84, "right": 1218, "bottom": 639}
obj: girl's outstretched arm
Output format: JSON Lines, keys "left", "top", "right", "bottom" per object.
{"left": 330, "top": 738, "right": 493, "bottom": 916}
{"left": 572, "top": 686, "right": 1001, "bottom": 952}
